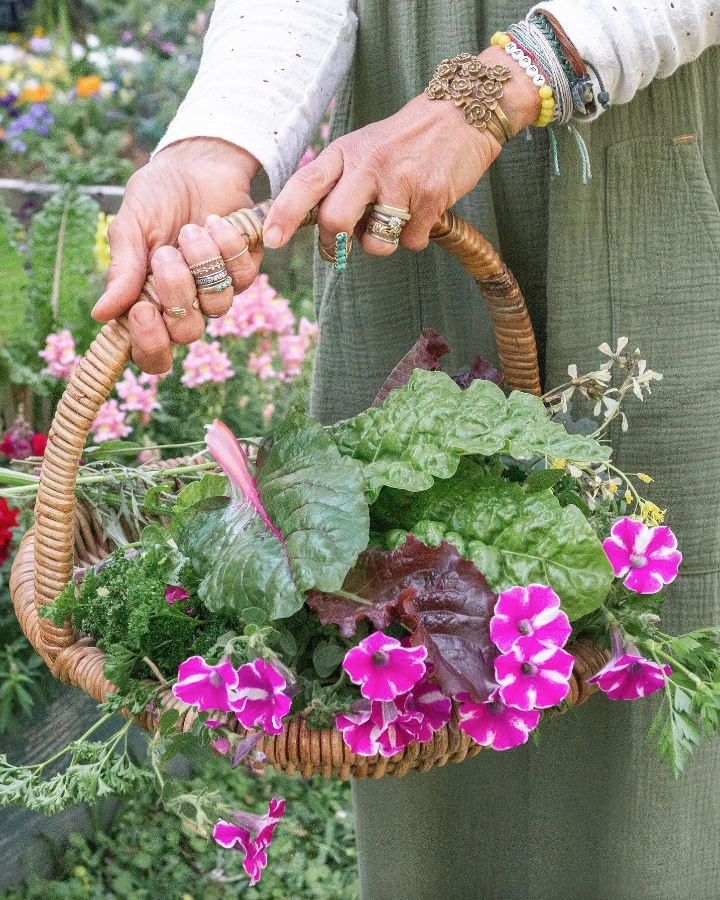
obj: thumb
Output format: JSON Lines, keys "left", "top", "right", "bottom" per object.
{"left": 91, "top": 214, "right": 149, "bottom": 322}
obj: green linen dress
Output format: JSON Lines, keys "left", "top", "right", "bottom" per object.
{"left": 311, "top": 3, "right": 720, "bottom": 898}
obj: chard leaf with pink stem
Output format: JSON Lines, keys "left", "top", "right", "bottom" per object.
{"left": 172, "top": 414, "right": 369, "bottom": 622}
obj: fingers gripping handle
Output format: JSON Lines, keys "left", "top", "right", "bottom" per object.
{"left": 33, "top": 200, "right": 538, "bottom": 663}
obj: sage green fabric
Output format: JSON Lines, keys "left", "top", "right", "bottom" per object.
{"left": 311, "top": 4, "right": 720, "bottom": 898}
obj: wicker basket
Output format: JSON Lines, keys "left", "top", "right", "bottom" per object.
{"left": 10, "top": 201, "right": 609, "bottom": 780}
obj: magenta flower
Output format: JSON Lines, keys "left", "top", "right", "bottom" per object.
{"left": 490, "top": 584, "right": 571, "bottom": 653}
{"left": 494, "top": 637, "right": 574, "bottom": 710}
{"left": 335, "top": 698, "right": 417, "bottom": 757}
{"left": 603, "top": 517, "right": 682, "bottom": 594}
{"left": 587, "top": 628, "right": 671, "bottom": 699}
{"left": 205, "top": 719, "right": 232, "bottom": 755}
{"left": 213, "top": 798, "right": 285, "bottom": 886}
{"left": 403, "top": 676, "right": 452, "bottom": 742}
{"left": 165, "top": 585, "right": 190, "bottom": 605}
{"left": 229, "top": 659, "right": 291, "bottom": 734}
{"left": 342, "top": 632, "right": 427, "bottom": 701}
{"left": 172, "top": 656, "right": 238, "bottom": 713}
{"left": 457, "top": 691, "right": 541, "bottom": 750}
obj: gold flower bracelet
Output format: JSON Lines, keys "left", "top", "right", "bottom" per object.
{"left": 425, "top": 53, "right": 513, "bottom": 145}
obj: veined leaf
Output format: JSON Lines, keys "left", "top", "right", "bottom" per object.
{"left": 372, "top": 460, "right": 613, "bottom": 620}
{"left": 331, "top": 370, "right": 609, "bottom": 500}
{"left": 308, "top": 536, "right": 499, "bottom": 702}
{"left": 172, "top": 413, "right": 369, "bottom": 622}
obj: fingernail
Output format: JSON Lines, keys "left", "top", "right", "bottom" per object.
{"left": 153, "top": 245, "right": 181, "bottom": 263}
{"left": 179, "top": 223, "right": 203, "bottom": 240}
{"left": 205, "top": 214, "right": 224, "bottom": 230}
{"left": 263, "top": 225, "right": 283, "bottom": 248}
{"left": 134, "top": 302, "right": 156, "bottom": 325}
{"left": 91, "top": 298, "right": 104, "bottom": 317}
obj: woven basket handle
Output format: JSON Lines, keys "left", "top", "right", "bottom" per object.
{"left": 33, "top": 201, "right": 539, "bottom": 662}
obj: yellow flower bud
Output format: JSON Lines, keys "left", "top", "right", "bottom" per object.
{"left": 637, "top": 472, "right": 653, "bottom": 484}
{"left": 624, "top": 490, "right": 633, "bottom": 505}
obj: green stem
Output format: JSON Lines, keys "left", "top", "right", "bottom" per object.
{"left": 32, "top": 713, "right": 115, "bottom": 772}
{"left": 334, "top": 589, "right": 373, "bottom": 607}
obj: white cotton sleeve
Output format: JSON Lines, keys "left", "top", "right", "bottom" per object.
{"left": 153, "top": 0, "right": 357, "bottom": 195}
{"left": 530, "top": 0, "right": 720, "bottom": 118}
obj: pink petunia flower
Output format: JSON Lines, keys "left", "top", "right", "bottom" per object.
{"left": 205, "top": 719, "right": 232, "bottom": 755}
{"left": 587, "top": 626, "right": 671, "bottom": 700}
{"left": 213, "top": 798, "right": 285, "bottom": 886}
{"left": 490, "top": 584, "right": 571, "bottom": 653}
{"left": 335, "top": 698, "right": 413, "bottom": 757}
{"left": 457, "top": 691, "right": 541, "bottom": 751}
{"left": 229, "top": 659, "right": 292, "bottom": 734}
{"left": 116, "top": 368, "right": 161, "bottom": 424}
{"left": 172, "top": 655, "right": 239, "bottom": 713}
{"left": 90, "top": 399, "right": 132, "bottom": 443}
{"left": 603, "top": 517, "right": 682, "bottom": 594}
{"left": 39, "top": 329, "right": 81, "bottom": 380}
{"left": 342, "top": 632, "right": 427, "bottom": 701}
{"left": 494, "top": 637, "right": 574, "bottom": 710}
{"left": 402, "top": 676, "right": 452, "bottom": 742}
{"left": 181, "top": 340, "right": 235, "bottom": 388}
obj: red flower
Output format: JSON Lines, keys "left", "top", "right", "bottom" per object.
{"left": 0, "top": 498, "right": 20, "bottom": 567}
{"left": 32, "top": 433, "right": 47, "bottom": 456}
{"left": 0, "top": 435, "right": 13, "bottom": 456}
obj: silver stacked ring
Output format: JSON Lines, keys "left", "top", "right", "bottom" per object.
{"left": 195, "top": 268, "right": 230, "bottom": 288}
{"left": 365, "top": 203, "right": 411, "bottom": 245}
{"left": 198, "top": 275, "right": 233, "bottom": 294}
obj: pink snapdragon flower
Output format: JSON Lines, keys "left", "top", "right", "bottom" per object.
{"left": 39, "top": 329, "right": 81, "bottom": 379}
{"left": 248, "top": 347, "right": 277, "bottom": 381}
{"left": 117, "top": 368, "right": 161, "bottom": 424}
{"left": 206, "top": 275, "right": 295, "bottom": 338}
{"left": 90, "top": 399, "right": 132, "bottom": 443}
{"left": 181, "top": 340, "right": 235, "bottom": 387}
{"left": 587, "top": 627, "right": 671, "bottom": 700}
{"left": 494, "top": 637, "right": 575, "bottom": 710}
{"left": 277, "top": 334, "right": 306, "bottom": 378}
{"left": 172, "top": 655, "right": 239, "bottom": 712}
{"left": 457, "top": 691, "right": 541, "bottom": 751}
{"left": 603, "top": 517, "right": 681, "bottom": 594}
{"left": 342, "top": 632, "right": 427, "bottom": 701}
{"left": 261, "top": 403, "right": 275, "bottom": 422}
{"left": 229, "top": 659, "right": 292, "bottom": 734}
{"left": 213, "top": 798, "right": 285, "bottom": 886}
{"left": 296, "top": 146, "right": 316, "bottom": 169}
{"left": 490, "top": 584, "right": 571, "bottom": 653}
{"left": 298, "top": 316, "right": 319, "bottom": 343}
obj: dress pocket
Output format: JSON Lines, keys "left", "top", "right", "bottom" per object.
{"left": 607, "top": 135, "right": 720, "bottom": 573}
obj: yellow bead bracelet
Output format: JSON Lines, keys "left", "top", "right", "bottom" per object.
{"left": 491, "top": 31, "right": 555, "bottom": 127}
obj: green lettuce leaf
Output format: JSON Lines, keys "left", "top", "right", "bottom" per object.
{"left": 172, "top": 412, "right": 369, "bottom": 621}
{"left": 331, "top": 369, "right": 610, "bottom": 500}
{"left": 372, "top": 460, "right": 613, "bottom": 620}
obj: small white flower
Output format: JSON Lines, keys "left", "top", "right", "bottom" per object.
{"left": 567, "top": 364, "right": 578, "bottom": 379}
{"left": 85, "top": 33, "right": 101, "bottom": 48}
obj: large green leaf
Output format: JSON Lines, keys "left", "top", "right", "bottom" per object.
{"left": 331, "top": 370, "right": 609, "bottom": 500}
{"left": 372, "top": 460, "right": 613, "bottom": 620}
{"left": 172, "top": 413, "right": 369, "bottom": 621}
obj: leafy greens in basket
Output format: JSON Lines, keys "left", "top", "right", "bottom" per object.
{"left": 4, "top": 331, "right": 720, "bottom": 890}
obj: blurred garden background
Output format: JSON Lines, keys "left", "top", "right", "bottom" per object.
{"left": 0, "top": 1, "right": 358, "bottom": 896}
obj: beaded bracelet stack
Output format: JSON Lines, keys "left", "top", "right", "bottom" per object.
{"left": 490, "top": 30, "right": 555, "bottom": 127}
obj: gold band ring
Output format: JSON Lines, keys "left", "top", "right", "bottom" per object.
{"left": 485, "top": 118, "right": 507, "bottom": 146}
{"left": 189, "top": 255, "right": 223, "bottom": 273}
{"left": 493, "top": 104, "right": 513, "bottom": 142}
{"left": 372, "top": 204, "right": 411, "bottom": 221}
{"left": 366, "top": 217, "right": 403, "bottom": 245}
{"left": 166, "top": 306, "right": 187, "bottom": 319}
{"left": 317, "top": 234, "right": 354, "bottom": 265}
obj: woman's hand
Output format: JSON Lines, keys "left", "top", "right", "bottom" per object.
{"left": 92, "top": 138, "right": 261, "bottom": 374}
{"left": 263, "top": 47, "right": 541, "bottom": 257}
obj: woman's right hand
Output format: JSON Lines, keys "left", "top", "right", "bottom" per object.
{"left": 92, "top": 137, "right": 262, "bottom": 374}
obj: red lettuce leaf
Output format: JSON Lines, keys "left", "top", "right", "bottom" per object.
{"left": 307, "top": 535, "right": 499, "bottom": 702}
{"left": 451, "top": 356, "right": 503, "bottom": 389}
{"left": 372, "top": 329, "right": 450, "bottom": 406}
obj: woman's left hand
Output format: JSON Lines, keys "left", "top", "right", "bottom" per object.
{"left": 263, "top": 46, "right": 541, "bottom": 257}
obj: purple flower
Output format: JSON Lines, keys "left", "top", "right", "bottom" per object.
{"left": 403, "top": 676, "right": 452, "bottom": 741}
{"left": 342, "top": 632, "right": 427, "bottom": 701}
{"left": 229, "top": 659, "right": 291, "bottom": 734}
{"left": 494, "top": 637, "right": 574, "bottom": 710}
{"left": 165, "top": 585, "right": 190, "bottom": 605}
{"left": 603, "top": 517, "right": 681, "bottom": 594}
{"left": 172, "top": 656, "right": 238, "bottom": 712}
{"left": 29, "top": 36, "right": 52, "bottom": 53}
{"left": 457, "top": 691, "right": 541, "bottom": 750}
{"left": 587, "top": 627, "right": 671, "bottom": 700}
{"left": 213, "top": 798, "right": 285, "bottom": 885}
{"left": 10, "top": 139, "right": 26, "bottom": 153}
{"left": 490, "top": 584, "right": 571, "bottom": 653}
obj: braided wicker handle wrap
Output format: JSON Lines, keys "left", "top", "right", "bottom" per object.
{"left": 30, "top": 202, "right": 539, "bottom": 663}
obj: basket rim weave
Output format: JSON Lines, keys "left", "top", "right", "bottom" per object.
{"left": 10, "top": 202, "right": 608, "bottom": 779}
